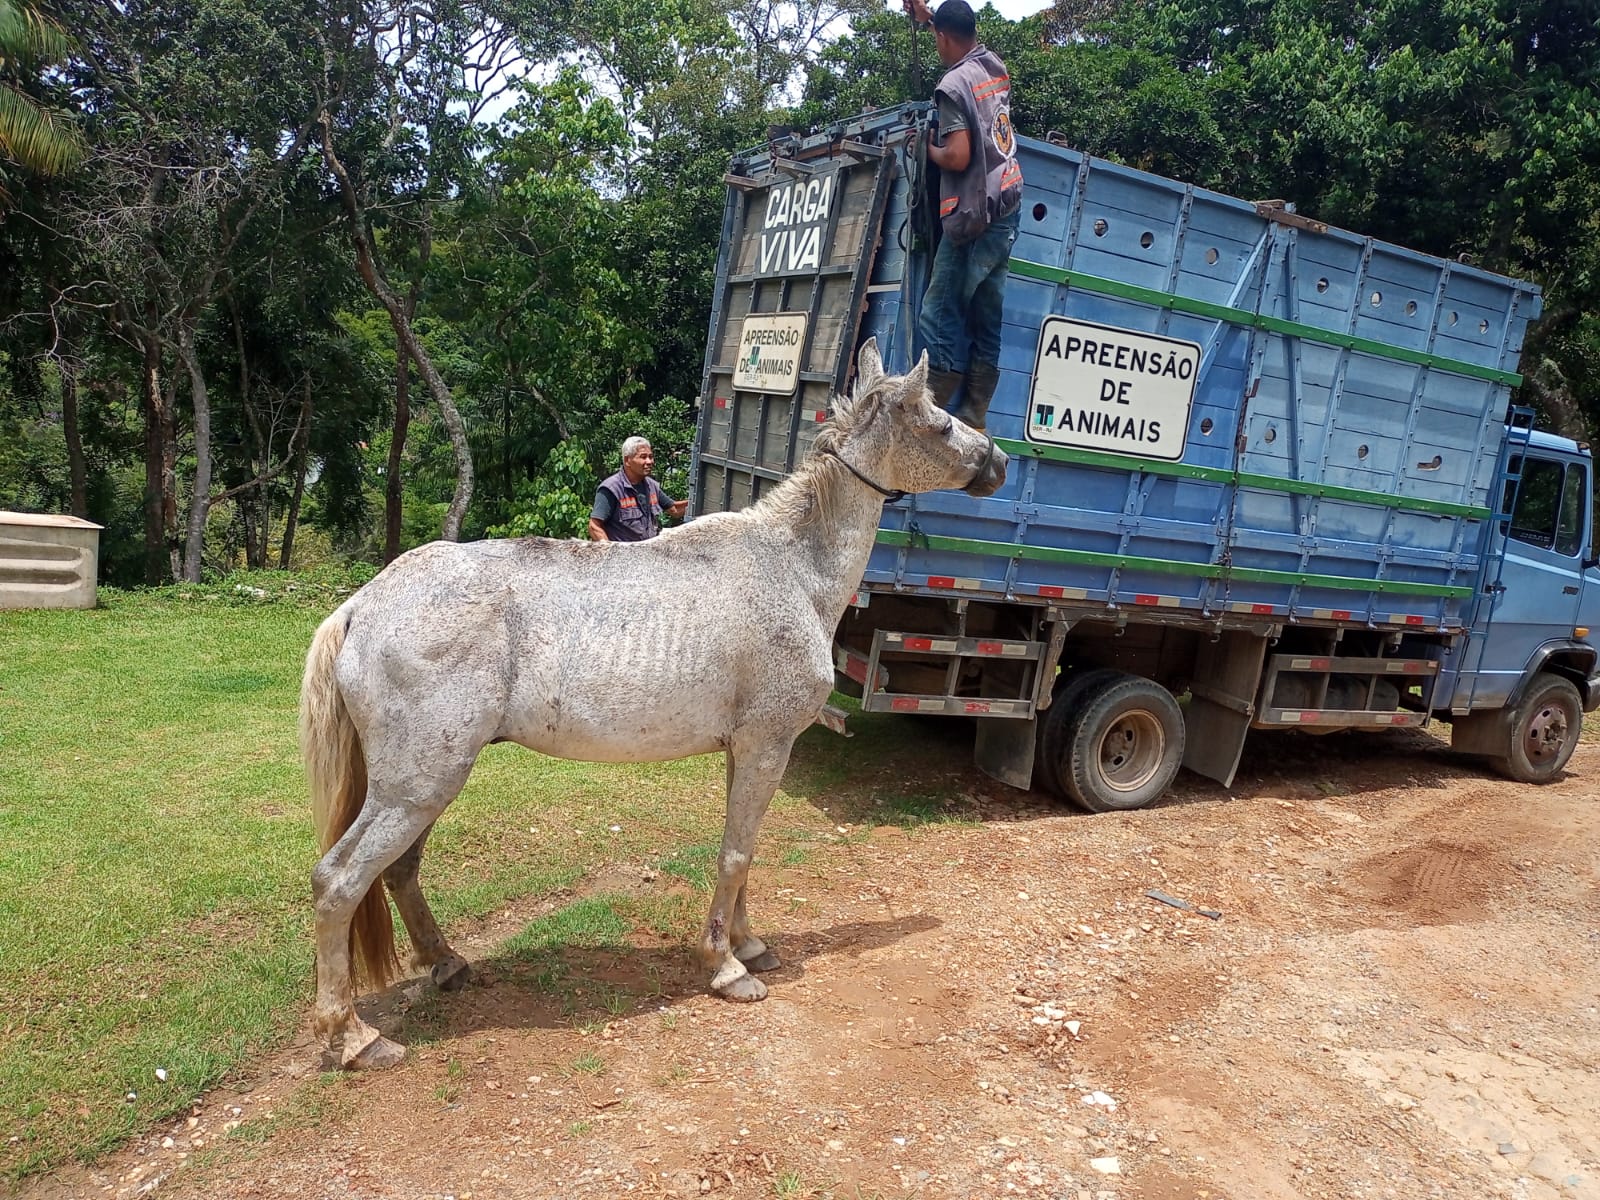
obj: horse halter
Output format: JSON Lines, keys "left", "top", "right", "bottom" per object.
{"left": 824, "top": 429, "right": 998, "bottom": 504}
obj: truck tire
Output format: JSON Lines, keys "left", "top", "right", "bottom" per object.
{"left": 1061, "top": 674, "right": 1186, "bottom": 813}
{"left": 1035, "top": 668, "right": 1125, "bottom": 799}
{"left": 1493, "top": 674, "right": 1583, "bottom": 783}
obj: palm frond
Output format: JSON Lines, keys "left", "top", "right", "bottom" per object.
{"left": 0, "top": 0, "right": 74, "bottom": 64}
{"left": 0, "top": 82, "right": 82, "bottom": 175}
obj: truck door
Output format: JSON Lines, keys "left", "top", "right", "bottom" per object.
{"left": 1469, "top": 452, "right": 1590, "bottom": 704}
{"left": 692, "top": 128, "right": 900, "bottom": 517}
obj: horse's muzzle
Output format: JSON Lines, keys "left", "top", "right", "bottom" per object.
{"left": 963, "top": 437, "right": 1009, "bottom": 498}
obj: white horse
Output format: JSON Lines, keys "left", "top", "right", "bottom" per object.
{"left": 300, "top": 339, "right": 1007, "bottom": 1068}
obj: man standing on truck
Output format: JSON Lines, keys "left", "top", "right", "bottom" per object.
{"left": 587, "top": 436, "right": 687, "bottom": 542}
{"left": 902, "top": 0, "right": 1023, "bottom": 431}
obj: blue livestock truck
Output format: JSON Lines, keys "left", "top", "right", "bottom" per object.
{"left": 688, "top": 103, "right": 1599, "bottom": 811}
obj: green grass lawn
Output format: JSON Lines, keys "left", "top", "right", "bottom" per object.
{"left": 0, "top": 580, "right": 977, "bottom": 1182}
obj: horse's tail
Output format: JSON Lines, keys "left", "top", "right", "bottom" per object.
{"left": 300, "top": 609, "right": 399, "bottom": 992}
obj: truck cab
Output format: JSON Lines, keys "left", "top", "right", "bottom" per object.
{"left": 1446, "top": 429, "right": 1600, "bottom": 777}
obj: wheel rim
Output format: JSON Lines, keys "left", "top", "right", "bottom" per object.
{"left": 1095, "top": 709, "right": 1165, "bottom": 793}
{"left": 1524, "top": 701, "right": 1572, "bottom": 765}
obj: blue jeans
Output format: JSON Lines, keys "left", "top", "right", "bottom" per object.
{"left": 918, "top": 207, "right": 1020, "bottom": 373}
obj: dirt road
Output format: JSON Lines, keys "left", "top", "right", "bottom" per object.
{"left": 24, "top": 729, "right": 1600, "bottom": 1200}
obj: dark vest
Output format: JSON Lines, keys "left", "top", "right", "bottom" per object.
{"left": 598, "top": 471, "right": 664, "bottom": 542}
{"left": 935, "top": 44, "right": 1023, "bottom": 245}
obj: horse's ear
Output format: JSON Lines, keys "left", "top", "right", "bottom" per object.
{"left": 856, "top": 338, "right": 884, "bottom": 393}
{"left": 899, "top": 350, "right": 930, "bottom": 402}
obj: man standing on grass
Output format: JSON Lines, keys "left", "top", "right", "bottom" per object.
{"left": 903, "top": 0, "right": 1023, "bottom": 431}
{"left": 588, "top": 436, "right": 687, "bottom": 542}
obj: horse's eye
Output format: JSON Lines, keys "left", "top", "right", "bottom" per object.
{"left": 940, "top": 421, "right": 954, "bottom": 436}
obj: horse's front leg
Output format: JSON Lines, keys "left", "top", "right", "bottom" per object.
{"left": 698, "top": 731, "right": 795, "bottom": 1001}
{"left": 730, "top": 882, "right": 780, "bottom": 973}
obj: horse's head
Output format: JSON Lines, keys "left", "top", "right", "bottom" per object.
{"left": 831, "top": 338, "right": 1009, "bottom": 499}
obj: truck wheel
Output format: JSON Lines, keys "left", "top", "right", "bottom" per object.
{"left": 1493, "top": 674, "right": 1583, "bottom": 783}
{"left": 1035, "top": 668, "right": 1125, "bottom": 799}
{"left": 1062, "top": 674, "right": 1185, "bottom": 813}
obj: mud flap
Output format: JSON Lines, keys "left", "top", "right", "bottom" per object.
{"left": 1183, "top": 630, "right": 1268, "bottom": 788}
{"left": 1448, "top": 707, "right": 1511, "bottom": 756}
{"left": 975, "top": 717, "right": 1037, "bottom": 791}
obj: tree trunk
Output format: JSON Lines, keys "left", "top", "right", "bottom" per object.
{"left": 162, "top": 367, "right": 180, "bottom": 583}
{"left": 140, "top": 330, "right": 167, "bottom": 584}
{"left": 384, "top": 332, "right": 410, "bottom": 563}
{"left": 231, "top": 296, "right": 268, "bottom": 571}
{"left": 178, "top": 324, "right": 213, "bottom": 584}
{"left": 279, "top": 375, "right": 312, "bottom": 570}
{"left": 59, "top": 352, "right": 87, "bottom": 519}
{"left": 321, "top": 115, "right": 473, "bottom": 541}
{"left": 242, "top": 503, "right": 262, "bottom": 571}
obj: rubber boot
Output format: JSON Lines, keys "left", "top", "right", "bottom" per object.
{"left": 927, "top": 367, "right": 963, "bottom": 411}
{"left": 953, "top": 361, "right": 1000, "bottom": 430}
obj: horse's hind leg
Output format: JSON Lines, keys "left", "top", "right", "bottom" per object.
{"left": 699, "top": 733, "right": 794, "bottom": 1001}
{"left": 313, "top": 749, "right": 479, "bottom": 1068}
{"left": 383, "top": 822, "right": 471, "bottom": 992}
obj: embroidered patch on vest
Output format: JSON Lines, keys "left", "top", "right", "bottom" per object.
{"left": 993, "top": 110, "right": 1015, "bottom": 157}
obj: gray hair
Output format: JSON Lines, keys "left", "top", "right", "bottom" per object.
{"left": 621, "top": 436, "right": 651, "bottom": 460}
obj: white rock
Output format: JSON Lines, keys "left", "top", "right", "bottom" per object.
{"left": 1089, "top": 1156, "right": 1121, "bottom": 1175}
{"left": 154, "top": 1069, "right": 168, "bottom": 1083}
{"left": 1065, "top": 1021, "right": 1082, "bottom": 1036}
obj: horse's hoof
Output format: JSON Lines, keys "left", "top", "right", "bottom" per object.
{"left": 741, "top": 950, "right": 782, "bottom": 973}
{"left": 431, "top": 956, "right": 472, "bottom": 992}
{"left": 344, "top": 1034, "right": 407, "bottom": 1071}
{"left": 715, "top": 974, "right": 768, "bottom": 1002}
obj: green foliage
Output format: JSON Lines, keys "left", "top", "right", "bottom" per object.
{"left": 487, "top": 439, "right": 597, "bottom": 540}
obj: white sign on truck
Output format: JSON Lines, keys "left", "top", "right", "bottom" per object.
{"left": 733, "top": 312, "right": 809, "bottom": 395}
{"left": 1026, "top": 316, "right": 1201, "bottom": 461}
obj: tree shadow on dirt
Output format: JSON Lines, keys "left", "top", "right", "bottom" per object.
{"left": 782, "top": 701, "right": 1503, "bottom": 829}
{"left": 361, "top": 912, "right": 941, "bottom": 1053}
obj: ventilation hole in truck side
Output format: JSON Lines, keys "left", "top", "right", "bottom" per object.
{"left": 1370, "top": 290, "right": 1383, "bottom": 307}
{"left": 1093, "top": 218, "right": 1108, "bottom": 237}
{"left": 1405, "top": 300, "right": 1418, "bottom": 316}
{"left": 1448, "top": 311, "right": 1459, "bottom": 325}
{"left": 1479, "top": 319, "right": 1490, "bottom": 334}
{"left": 1205, "top": 247, "right": 1219, "bottom": 265}
{"left": 1140, "top": 231, "right": 1154, "bottom": 249}
{"left": 1263, "top": 425, "right": 1277, "bottom": 444}
{"left": 1316, "top": 277, "right": 1329, "bottom": 293}
{"left": 1032, "top": 202, "right": 1048, "bottom": 221}
{"left": 1357, "top": 444, "right": 1369, "bottom": 460}
{"left": 1200, "top": 418, "right": 1214, "bottom": 436}
{"left": 1416, "top": 455, "right": 1443, "bottom": 471}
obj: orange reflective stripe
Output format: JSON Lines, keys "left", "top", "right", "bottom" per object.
{"left": 971, "top": 74, "right": 1010, "bottom": 99}
{"left": 1000, "top": 162, "right": 1023, "bottom": 187}
{"left": 939, "top": 197, "right": 958, "bottom": 216}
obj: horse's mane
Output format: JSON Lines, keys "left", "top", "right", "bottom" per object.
{"left": 747, "top": 372, "right": 899, "bottom": 530}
